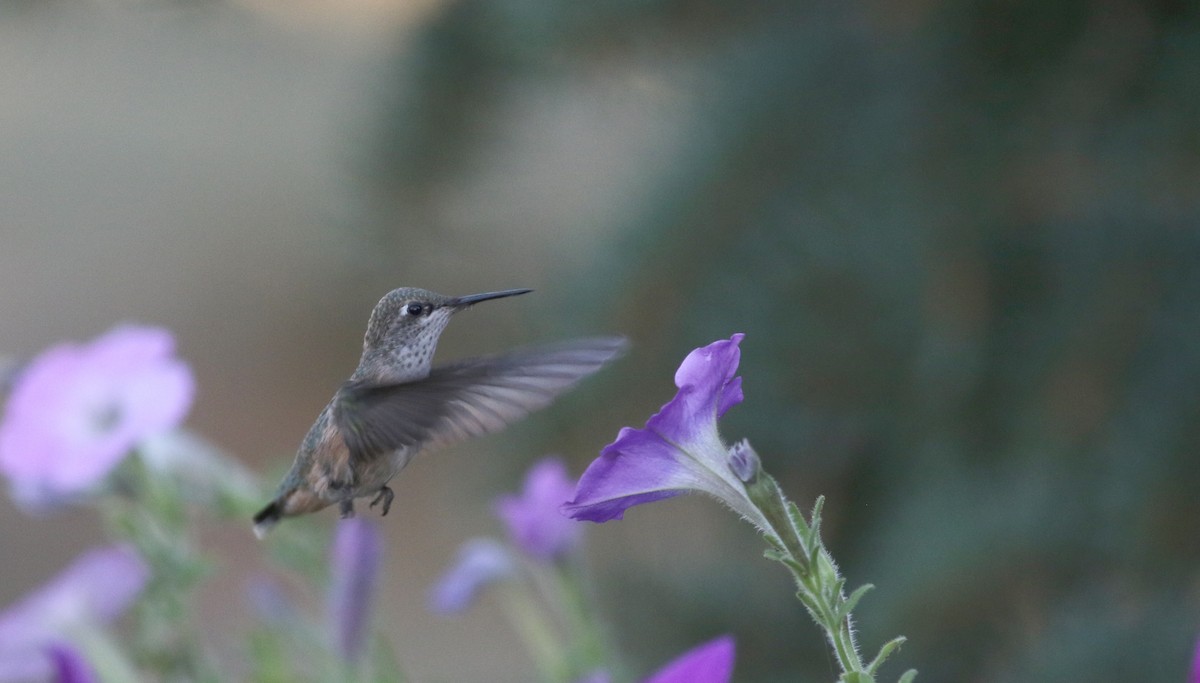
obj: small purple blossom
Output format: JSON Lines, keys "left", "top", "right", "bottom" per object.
{"left": 427, "top": 538, "right": 516, "bottom": 615}
{"left": 1191, "top": 634, "right": 1200, "bottom": 683}
{"left": 564, "top": 334, "right": 768, "bottom": 530}
{"left": 0, "top": 325, "right": 194, "bottom": 510}
{"left": 726, "top": 439, "right": 760, "bottom": 483}
{"left": 328, "top": 518, "right": 383, "bottom": 662}
{"left": 46, "top": 644, "right": 96, "bottom": 683}
{"left": 495, "top": 457, "right": 582, "bottom": 561}
{"left": 0, "top": 545, "right": 149, "bottom": 682}
{"left": 570, "top": 637, "right": 735, "bottom": 683}
{"left": 643, "top": 635, "right": 735, "bottom": 683}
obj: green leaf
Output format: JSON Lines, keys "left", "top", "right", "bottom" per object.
{"left": 839, "top": 583, "right": 875, "bottom": 621}
{"left": 763, "top": 533, "right": 787, "bottom": 556}
{"left": 763, "top": 547, "right": 786, "bottom": 563}
{"left": 765, "top": 548, "right": 807, "bottom": 579}
{"left": 897, "top": 669, "right": 918, "bottom": 683}
{"left": 806, "top": 495, "right": 825, "bottom": 545}
{"left": 866, "top": 636, "right": 906, "bottom": 675}
{"left": 371, "top": 635, "right": 409, "bottom": 683}
{"left": 786, "top": 498, "right": 811, "bottom": 538}
{"left": 830, "top": 573, "right": 849, "bottom": 604}
{"left": 805, "top": 530, "right": 825, "bottom": 570}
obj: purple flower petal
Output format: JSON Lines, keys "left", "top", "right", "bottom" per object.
{"left": 0, "top": 325, "right": 194, "bottom": 510}
{"left": 0, "top": 546, "right": 148, "bottom": 681}
{"left": 643, "top": 635, "right": 735, "bottom": 683}
{"left": 564, "top": 335, "right": 767, "bottom": 529}
{"left": 328, "top": 518, "right": 383, "bottom": 662}
{"left": 46, "top": 643, "right": 96, "bottom": 683}
{"left": 1191, "top": 634, "right": 1200, "bottom": 683}
{"left": 563, "top": 427, "right": 698, "bottom": 522}
{"left": 427, "top": 538, "right": 515, "bottom": 615}
{"left": 494, "top": 458, "right": 582, "bottom": 561}
{"left": 656, "top": 334, "right": 745, "bottom": 444}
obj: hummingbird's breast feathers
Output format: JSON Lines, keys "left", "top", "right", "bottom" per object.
{"left": 302, "top": 407, "right": 355, "bottom": 499}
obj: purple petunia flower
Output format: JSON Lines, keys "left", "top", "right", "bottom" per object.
{"left": 0, "top": 325, "right": 194, "bottom": 510}
{"left": 0, "top": 545, "right": 149, "bottom": 682}
{"left": 494, "top": 457, "right": 582, "bottom": 561}
{"left": 46, "top": 644, "right": 96, "bottom": 683}
{"left": 1191, "top": 634, "right": 1200, "bottom": 683}
{"left": 571, "top": 637, "right": 734, "bottom": 683}
{"left": 563, "top": 334, "right": 768, "bottom": 531}
{"left": 427, "top": 538, "right": 516, "bottom": 615}
{"left": 328, "top": 518, "right": 383, "bottom": 662}
{"left": 643, "top": 635, "right": 735, "bottom": 683}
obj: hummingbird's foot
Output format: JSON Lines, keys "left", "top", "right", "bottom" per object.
{"left": 369, "top": 486, "right": 394, "bottom": 517}
{"left": 339, "top": 499, "right": 356, "bottom": 519}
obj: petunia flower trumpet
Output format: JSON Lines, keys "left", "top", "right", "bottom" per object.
{"left": 0, "top": 325, "right": 193, "bottom": 510}
{"left": 563, "top": 334, "right": 768, "bottom": 530}
{"left": 565, "top": 334, "right": 916, "bottom": 683}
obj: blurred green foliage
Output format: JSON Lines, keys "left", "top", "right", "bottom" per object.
{"left": 361, "top": 1, "right": 1200, "bottom": 681}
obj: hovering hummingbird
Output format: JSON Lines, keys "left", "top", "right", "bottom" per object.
{"left": 252, "top": 287, "right": 625, "bottom": 537}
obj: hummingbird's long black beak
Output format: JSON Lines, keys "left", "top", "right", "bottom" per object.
{"left": 450, "top": 288, "right": 533, "bottom": 308}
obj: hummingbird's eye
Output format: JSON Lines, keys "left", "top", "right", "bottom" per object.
{"left": 406, "top": 303, "right": 426, "bottom": 316}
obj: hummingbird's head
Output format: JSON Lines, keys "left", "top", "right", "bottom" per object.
{"left": 356, "top": 287, "right": 532, "bottom": 381}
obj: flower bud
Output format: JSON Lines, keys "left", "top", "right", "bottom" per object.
{"left": 727, "top": 439, "right": 761, "bottom": 484}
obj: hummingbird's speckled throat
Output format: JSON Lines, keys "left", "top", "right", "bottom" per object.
{"left": 252, "top": 286, "right": 625, "bottom": 538}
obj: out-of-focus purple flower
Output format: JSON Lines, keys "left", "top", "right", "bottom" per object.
{"left": 427, "top": 538, "right": 516, "bottom": 615}
{"left": 328, "top": 518, "right": 383, "bottom": 663}
{"left": 46, "top": 644, "right": 96, "bottom": 683}
{"left": 0, "top": 545, "right": 149, "bottom": 682}
{"left": 0, "top": 325, "right": 194, "bottom": 510}
{"left": 572, "top": 671, "right": 611, "bottom": 683}
{"left": 643, "top": 635, "right": 735, "bottom": 683}
{"left": 245, "top": 575, "right": 297, "bottom": 626}
{"left": 564, "top": 334, "right": 768, "bottom": 531}
{"left": 494, "top": 457, "right": 582, "bottom": 561}
{"left": 1191, "top": 634, "right": 1200, "bottom": 683}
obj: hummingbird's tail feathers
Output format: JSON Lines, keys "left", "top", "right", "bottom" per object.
{"left": 252, "top": 500, "right": 283, "bottom": 539}
{"left": 336, "top": 336, "right": 629, "bottom": 458}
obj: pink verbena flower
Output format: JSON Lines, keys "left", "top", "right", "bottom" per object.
{"left": 0, "top": 325, "right": 193, "bottom": 510}
{"left": 564, "top": 334, "right": 767, "bottom": 530}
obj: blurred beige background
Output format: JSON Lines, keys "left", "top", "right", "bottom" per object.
{"left": 9, "top": 2, "right": 1198, "bottom": 681}
{"left": 0, "top": 2, "right": 692, "bottom": 680}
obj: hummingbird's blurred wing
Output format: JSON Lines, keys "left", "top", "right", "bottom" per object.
{"left": 334, "top": 336, "right": 628, "bottom": 463}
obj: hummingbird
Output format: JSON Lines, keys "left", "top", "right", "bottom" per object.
{"left": 252, "top": 287, "right": 626, "bottom": 537}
